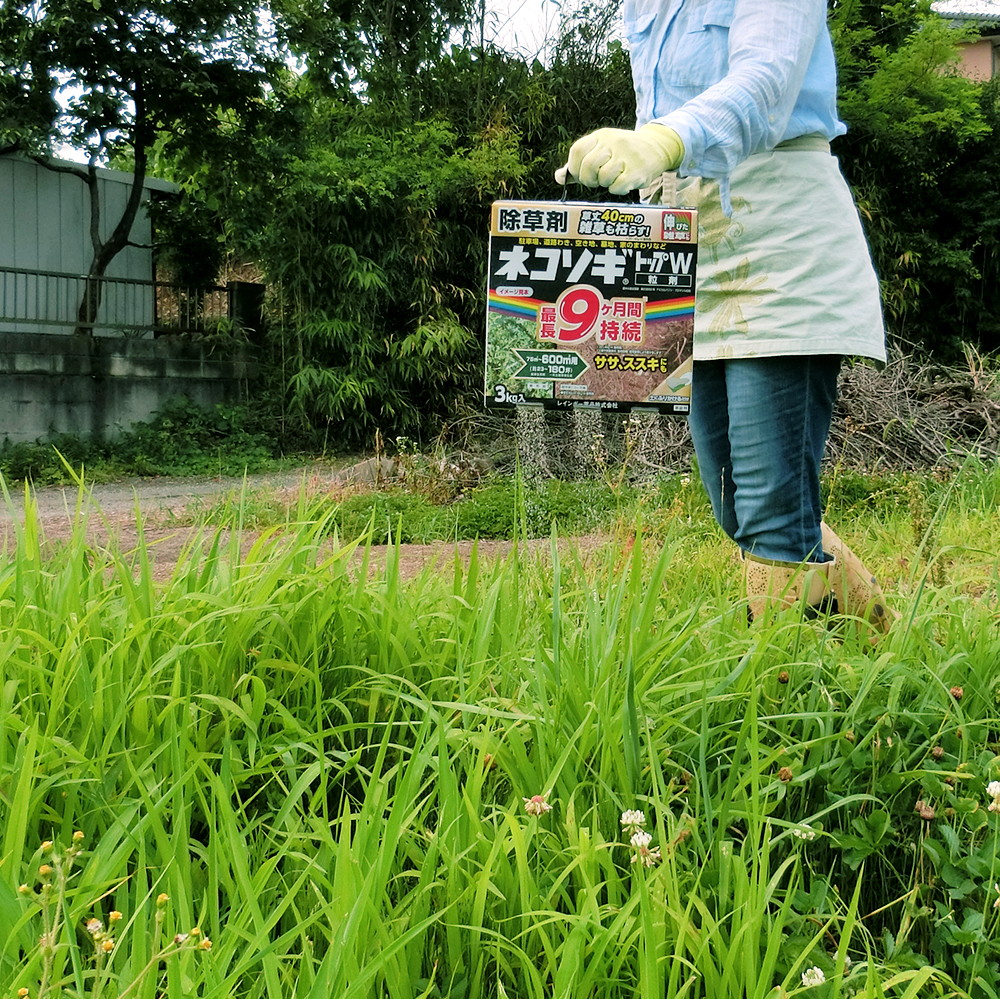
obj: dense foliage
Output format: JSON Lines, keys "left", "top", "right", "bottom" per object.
{"left": 0, "top": 399, "right": 283, "bottom": 484}
{"left": 831, "top": 1, "right": 1000, "bottom": 357}
{"left": 153, "top": 20, "right": 637, "bottom": 447}
{"left": 167, "top": 1, "right": 1000, "bottom": 445}
{"left": 3, "top": 0, "right": 998, "bottom": 441}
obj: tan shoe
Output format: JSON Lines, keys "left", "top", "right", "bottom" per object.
{"left": 820, "top": 522, "right": 894, "bottom": 636}
{"left": 744, "top": 553, "right": 834, "bottom": 624}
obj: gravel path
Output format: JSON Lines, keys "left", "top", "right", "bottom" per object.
{"left": 0, "top": 460, "right": 603, "bottom": 582}
{"left": 0, "top": 458, "right": 388, "bottom": 522}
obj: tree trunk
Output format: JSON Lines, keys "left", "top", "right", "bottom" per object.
{"left": 66, "top": 88, "right": 150, "bottom": 336}
{"left": 75, "top": 271, "right": 104, "bottom": 335}
{"left": 70, "top": 150, "right": 147, "bottom": 336}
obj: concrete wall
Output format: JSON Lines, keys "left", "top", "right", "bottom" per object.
{"left": 0, "top": 332, "right": 257, "bottom": 443}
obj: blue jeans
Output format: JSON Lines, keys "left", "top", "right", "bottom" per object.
{"left": 688, "top": 355, "right": 842, "bottom": 564}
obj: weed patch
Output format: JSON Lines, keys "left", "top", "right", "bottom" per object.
{"left": 0, "top": 398, "right": 293, "bottom": 485}
{"left": 2, "top": 466, "right": 1000, "bottom": 997}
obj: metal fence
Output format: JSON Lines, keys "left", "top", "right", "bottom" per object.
{"left": 0, "top": 265, "right": 235, "bottom": 336}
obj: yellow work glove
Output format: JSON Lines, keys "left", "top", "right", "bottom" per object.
{"left": 555, "top": 124, "right": 685, "bottom": 195}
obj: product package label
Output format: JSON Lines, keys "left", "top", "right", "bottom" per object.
{"left": 485, "top": 199, "right": 697, "bottom": 415}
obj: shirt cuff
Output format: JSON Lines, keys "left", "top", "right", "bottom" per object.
{"left": 652, "top": 110, "right": 735, "bottom": 216}
{"left": 653, "top": 109, "right": 707, "bottom": 178}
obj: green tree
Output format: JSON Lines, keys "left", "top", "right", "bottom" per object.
{"left": 226, "top": 94, "right": 520, "bottom": 445}
{"left": 830, "top": 1, "right": 998, "bottom": 354}
{"left": 0, "top": 0, "right": 276, "bottom": 334}
{"left": 271, "top": 0, "right": 473, "bottom": 99}
{"left": 240, "top": 22, "right": 635, "bottom": 444}
{"left": 147, "top": 3, "right": 637, "bottom": 444}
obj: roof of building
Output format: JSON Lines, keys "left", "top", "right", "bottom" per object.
{"left": 932, "top": 0, "right": 1000, "bottom": 26}
{"left": 0, "top": 152, "right": 178, "bottom": 193}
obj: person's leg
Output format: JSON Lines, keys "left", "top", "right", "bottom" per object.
{"left": 820, "top": 522, "right": 895, "bottom": 634}
{"left": 689, "top": 355, "right": 840, "bottom": 560}
{"left": 688, "top": 360, "right": 739, "bottom": 542}
{"left": 721, "top": 354, "right": 841, "bottom": 563}
{"left": 690, "top": 354, "right": 893, "bottom": 632}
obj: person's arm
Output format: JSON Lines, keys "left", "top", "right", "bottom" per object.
{"left": 658, "top": 0, "right": 826, "bottom": 180}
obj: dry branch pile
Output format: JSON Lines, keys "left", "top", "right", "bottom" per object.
{"left": 474, "top": 346, "right": 1000, "bottom": 479}
{"left": 829, "top": 348, "right": 1000, "bottom": 471}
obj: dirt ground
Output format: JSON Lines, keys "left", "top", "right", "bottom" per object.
{"left": 0, "top": 461, "right": 606, "bottom": 582}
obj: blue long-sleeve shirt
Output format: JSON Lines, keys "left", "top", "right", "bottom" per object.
{"left": 625, "top": 0, "right": 846, "bottom": 180}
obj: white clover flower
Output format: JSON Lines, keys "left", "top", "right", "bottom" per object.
{"left": 988, "top": 780, "right": 1000, "bottom": 799}
{"left": 630, "top": 830, "right": 653, "bottom": 849}
{"left": 801, "top": 966, "right": 826, "bottom": 988}
{"left": 623, "top": 826, "right": 661, "bottom": 867}
{"left": 791, "top": 824, "right": 817, "bottom": 841}
{"left": 631, "top": 845, "right": 661, "bottom": 867}
{"left": 620, "top": 810, "right": 646, "bottom": 830}
{"left": 523, "top": 793, "right": 552, "bottom": 817}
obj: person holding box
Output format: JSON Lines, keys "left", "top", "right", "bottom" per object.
{"left": 557, "top": 0, "right": 892, "bottom": 633}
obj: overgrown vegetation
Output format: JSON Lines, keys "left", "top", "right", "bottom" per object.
{"left": 2, "top": 458, "right": 1000, "bottom": 998}
{"left": 831, "top": 3, "right": 1000, "bottom": 357}
{"left": 178, "top": 0, "right": 1000, "bottom": 444}
{"left": 201, "top": 30, "right": 637, "bottom": 447}
{"left": 0, "top": 398, "right": 292, "bottom": 485}
{"left": 2, "top": 347, "right": 999, "bottom": 488}
{"left": 182, "top": 470, "right": 698, "bottom": 541}
{"left": 5, "top": 7, "right": 1000, "bottom": 999}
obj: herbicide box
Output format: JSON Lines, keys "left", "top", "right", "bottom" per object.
{"left": 485, "top": 199, "right": 697, "bottom": 415}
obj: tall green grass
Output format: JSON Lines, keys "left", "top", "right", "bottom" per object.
{"left": 1, "top": 463, "right": 999, "bottom": 998}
